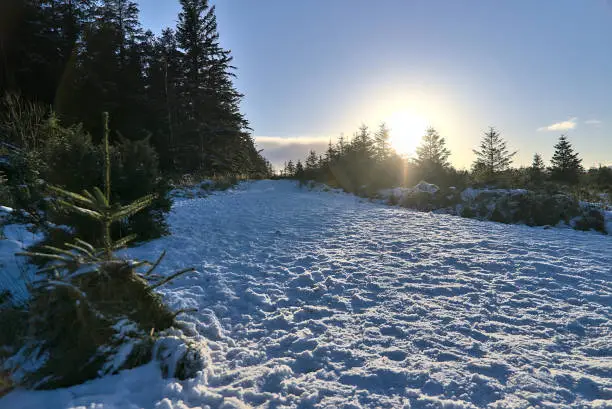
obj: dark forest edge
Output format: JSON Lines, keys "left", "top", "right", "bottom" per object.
{"left": 1, "top": 0, "right": 272, "bottom": 174}
{"left": 0, "top": 0, "right": 268, "bottom": 393}
{"left": 279, "top": 124, "right": 611, "bottom": 234}
{"left": 0, "top": 0, "right": 273, "bottom": 246}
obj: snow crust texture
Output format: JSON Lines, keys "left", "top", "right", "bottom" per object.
{"left": 2, "top": 180, "right": 611, "bottom": 409}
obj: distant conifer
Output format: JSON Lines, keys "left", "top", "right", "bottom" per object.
{"left": 549, "top": 135, "right": 583, "bottom": 184}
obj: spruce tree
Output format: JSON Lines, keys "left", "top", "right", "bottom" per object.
{"left": 374, "top": 122, "right": 391, "bottom": 161}
{"left": 16, "top": 113, "right": 195, "bottom": 389}
{"left": 305, "top": 150, "right": 319, "bottom": 170}
{"left": 529, "top": 153, "right": 546, "bottom": 184}
{"left": 295, "top": 160, "right": 304, "bottom": 178}
{"left": 175, "top": 0, "right": 250, "bottom": 172}
{"left": 286, "top": 160, "right": 295, "bottom": 176}
{"left": 144, "top": 28, "right": 182, "bottom": 169}
{"left": 337, "top": 134, "right": 346, "bottom": 156}
{"left": 414, "top": 127, "right": 451, "bottom": 184}
{"left": 325, "top": 140, "right": 337, "bottom": 164}
{"left": 472, "top": 127, "right": 516, "bottom": 179}
{"left": 1, "top": 0, "right": 269, "bottom": 177}
{"left": 415, "top": 127, "right": 450, "bottom": 169}
{"left": 351, "top": 124, "right": 374, "bottom": 157}
{"left": 550, "top": 135, "right": 583, "bottom": 184}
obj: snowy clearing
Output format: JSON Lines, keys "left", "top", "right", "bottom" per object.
{"left": 2, "top": 180, "right": 611, "bottom": 409}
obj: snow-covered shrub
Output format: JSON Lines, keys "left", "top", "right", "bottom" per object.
{"left": 573, "top": 206, "right": 606, "bottom": 233}
{"left": 15, "top": 261, "right": 175, "bottom": 389}
{"left": 462, "top": 190, "right": 581, "bottom": 226}
{"left": 390, "top": 182, "right": 461, "bottom": 212}
{"left": 380, "top": 182, "right": 608, "bottom": 233}
{"left": 400, "top": 191, "right": 437, "bottom": 211}
{"left": 388, "top": 193, "right": 400, "bottom": 206}
{"left": 8, "top": 114, "right": 198, "bottom": 389}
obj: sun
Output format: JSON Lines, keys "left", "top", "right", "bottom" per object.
{"left": 385, "top": 111, "right": 428, "bottom": 156}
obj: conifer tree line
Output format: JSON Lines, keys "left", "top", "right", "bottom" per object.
{"left": 283, "top": 123, "right": 611, "bottom": 194}
{"left": 0, "top": 0, "right": 270, "bottom": 176}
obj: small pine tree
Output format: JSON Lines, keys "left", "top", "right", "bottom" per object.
{"left": 415, "top": 127, "right": 450, "bottom": 169}
{"left": 413, "top": 128, "right": 451, "bottom": 185}
{"left": 305, "top": 150, "right": 319, "bottom": 170}
{"left": 374, "top": 122, "right": 391, "bottom": 161}
{"left": 529, "top": 153, "right": 546, "bottom": 184}
{"left": 337, "top": 134, "right": 346, "bottom": 156}
{"left": 286, "top": 160, "right": 295, "bottom": 176}
{"left": 351, "top": 124, "right": 374, "bottom": 157}
{"left": 16, "top": 113, "right": 195, "bottom": 389}
{"left": 325, "top": 140, "right": 337, "bottom": 164}
{"left": 295, "top": 160, "right": 304, "bottom": 178}
{"left": 550, "top": 135, "right": 583, "bottom": 184}
{"left": 472, "top": 127, "right": 516, "bottom": 180}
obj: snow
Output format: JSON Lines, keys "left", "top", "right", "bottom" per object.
{"left": 381, "top": 181, "right": 439, "bottom": 202}
{"left": 0, "top": 219, "right": 41, "bottom": 304}
{"left": 2, "top": 180, "right": 611, "bottom": 408}
{"left": 606, "top": 211, "right": 612, "bottom": 237}
{"left": 460, "top": 188, "right": 528, "bottom": 202}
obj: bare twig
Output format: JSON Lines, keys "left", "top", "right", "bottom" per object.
{"left": 150, "top": 267, "right": 195, "bottom": 290}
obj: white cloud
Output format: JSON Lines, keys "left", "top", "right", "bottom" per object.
{"left": 584, "top": 119, "right": 602, "bottom": 126}
{"left": 255, "top": 136, "right": 334, "bottom": 146}
{"left": 537, "top": 117, "right": 578, "bottom": 132}
{"left": 255, "top": 136, "right": 336, "bottom": 168}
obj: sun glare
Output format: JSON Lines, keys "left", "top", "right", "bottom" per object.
{"left": 386, "top": 111, "right": 428, "bottom": 156}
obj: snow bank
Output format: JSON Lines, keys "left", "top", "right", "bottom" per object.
{"left": 382, "top": 183, "right": 610, "bottom": 234}
{"left": 1, "top": 180, "right": 610, "bottom": 408}
{"left": 0, "top": 220, "right": 40, "bottom": 303}
{"left": 380, "top": 181, "right": 439, "bottom": 202}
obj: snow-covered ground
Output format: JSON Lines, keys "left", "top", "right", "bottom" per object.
{"left": 2, "top": 180, "right": 611, "bottom": 409}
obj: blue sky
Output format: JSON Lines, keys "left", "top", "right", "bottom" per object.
{"left": 139, "top": 0, "right": 612, "bottom": 169}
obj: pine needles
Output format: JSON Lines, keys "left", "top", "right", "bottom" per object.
{"left": 13, "top": 113, "right": 195, "bottom": 389}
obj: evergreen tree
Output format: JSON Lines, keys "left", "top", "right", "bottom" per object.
{"left": 374, "top": 122, "right": 391, "bottom": 161}
{"left": 351, "top": 124, "right": 374, "bottom": 157}
{"left": 64, "top": 0, "right": 148, "bottom": 140}
{"left": 472, "top": 127, "right": 516, "bottom": 179}
{"left": 175, "top": 0, "right": 250, "bottom": 172}
{"left": 1, "top": 0, "right": 269, "bottom": 177}
{"left": 305, "top": 150, "right": 319, "bottom": 170}
{"left": 281, "top": 161, "right": 288, "bottom": 177}
{"left": 325, "top": 140, "right": 337, "bottom": 164}
{"left": 1, "top": 0, "right": 91, "bottom": 105}
{"left": 143, "top": 28, "right": 182, "bottom": 169}
{"left": 549, "top": 135, "right": 583, "bottom": 184}
{"left": 295, "top": 160, "right": 304, "bottom": 178}
{"left": 415, "top": 127, "right": 450, "bottom": 169}
{"left": 414, "top": 127, "right": 451, "bottom": 184}
{"left": 337, "top": 134, "right": 346, "bottom": 156}
{"left": 529, "top": 153, "right": 546, "bottom": 184}
{"left": 286, "top": 160, "right": 295, "bottom": 176}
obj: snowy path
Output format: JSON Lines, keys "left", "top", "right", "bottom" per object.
{"left": 3, "top": 180, "right": 611, "bottom": 409}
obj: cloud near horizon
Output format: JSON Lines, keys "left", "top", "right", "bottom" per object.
{"left": 255, "top": 136, "right": 336, "bottom": 168}
{"left": 537, "top": 117, "right": 578, "bottom": 132}
{"left": 584, "top": 119, "right": 602, "bottom": 126}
